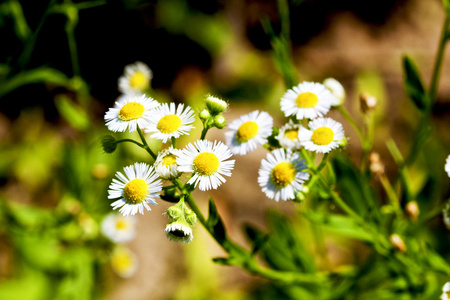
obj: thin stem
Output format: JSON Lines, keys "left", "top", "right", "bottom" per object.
{"left": 338, "top": 106, "right": 365, "bottom": 148}
{"left": 379, "top": 174, "right": 401, "bottom": 213}
{"left": 137, "top": 126, "right": 157, "bottom": 160}
{"left": 200, "top": 127, "right": 209, "bottom": 140}
{"left": 116, "top": 138, "right": 145, "bottom": 148}
{"left": 317, "top": 153, "right": 329, "bottom": 172}
{"left": 428, "top": 14, "right": 450, "bottom": 105}
{"left": 171, "top": 136, "right": 177, "bottom": 148}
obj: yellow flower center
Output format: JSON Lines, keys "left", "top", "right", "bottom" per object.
{"left": 157, "top": 115, "right": 182, "bottom": 134}
{"left": 271, "top": 162, "right": 296, "bottom": 187}
{"left": 123, "top": 178, "right": 148, "bottom": 204}
{"left": 295, "top": 92, "right": 318, "bottom": 108}
{"left": 193, "top": 152, "right": 219, "bottom": 175}
{"left": 118, "top": 102, "right": 145, "bottom": 121}
{"left": 236, "top": 121, "right": 258, "bottom": 142}
{"left": 311, "top": 127, "right": 334, "bottom": 145}
{"left": 111, "top": 251, "right": 133, "bottom": 273}
{"left": 129, "top": 71, "right": 148, "bottom": 89}
{"left": 162, "top": 154, "right": 177, "bottom": 168}
{"left": 284, "top": 129, "right": 298, "bottom": 140}
{"left": 115, "top": 220, "right": 128, "bottom": 230}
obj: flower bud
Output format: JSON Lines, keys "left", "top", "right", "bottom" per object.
{"left": 323, "top": 78, "right": 345, "bottom": 106}
{"left": 165, "top": 220, "right": 193, "bottom": 243}
{"left": 185, "top": 209, "right": 197, "bottom": 225}
{"left": 199, "top": 109, "right": 211, "bottom": 121}
{"left": 389, "top": 234, "right": 406, "bottom": 252}
{"left": 205, "top": 95, "right": 228, "bottom": 115}
{"left": 360, "top": 92, "right": 377, "bottom": 113}
{"left": 101, "top": 135, "right": 117, "bottom": 154}
{"left": 369, "top": 152, "right": 385, "bottom": 176}
{"left": 213, "top": 114, "right": 226, "bottom": 129}
{"left": 167, "top": 205, "right": 183, "bottom": 219}
{"left": 406, "top": 201, "right": 420, "bottom": 221}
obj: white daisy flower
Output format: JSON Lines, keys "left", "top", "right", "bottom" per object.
{"left": 118, "top": 61, "right": 152, "bottom": 95}
{"left": 225, "top": 110, "right": 273, "bottom": 155}
{"left": 144, "top": 102, "right": 195, "bottom": 143}
{"left": 258, "top": 148, "right": 309, "bottom": 201}
{"left": 108, "top": 163, "right": 162, "bottom": 216}
{"left": 110, "top": 246, "right": 138, "bottom": 278}
{"left": 280, "top": 81, "right": 334, "bottom": 120}
{"left": 165, "top": 220, "right": 194, "bottom": 243}
{"left": 154, "top": 146, "right": 180, "bottom": 180}
{"left": 299, "top": 117, "right": 345, "bottom": 153}
{"left": 177, "top": 140, "right": 235, "bottom": 191}
{"left": 104, "top": 94, "right": 159, "bottom": 132}
{"left": 101, "top": 213, "right": 136, "bottom": 243}
{"left": 445, "top": 155, "right": 450, "bottom": 177}
{"left": 323, "top": 77, "right": 345, "bottom": 106}
{"left": 276, "top": 120, "right": 302, "bottom": 150}
{"left": 441, "top": 282, "right": 450, "bottom": 300}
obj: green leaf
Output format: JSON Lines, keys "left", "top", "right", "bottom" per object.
{"left": 243, "top": 223, "right": 270, "bottom": 255}
{"left": 425, "top": 248, "right": 450, "bottom": 275}
{"left": 303, "top": 211, "right": 374, "bottom": 242}
{"left": 443, "top": 0, "right": 450, "bottom": 15}
{"left": 54, "top": 95, "right": 90, "bottom": 131}
{"left": 0, "top": 67, "right": 70, "bottom": 98}
{"left": 207, "top": 198, "right": 226, "bottom": 242}
{"left": 260, "top": 211, "right": 316, "bottom": 273}
{"left": 403, "top": 56, "right": 427, "bottom": 111}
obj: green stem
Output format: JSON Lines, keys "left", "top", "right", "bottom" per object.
{"left": 137, "top": 126, "right": 157, "bottom": 160}
{"left": 428, "top": 14, "right": 450, "bottom": 105}
{"left": 171, "top": 136, "right": 177, "bottom": 148}
{"left": 379, "top": 174, "right": 401, "bottom": 213}
{"left": 116, "top": 138, "right": 145, "bottom": 148}
{"left": 200, "top": 127, "right": 209, "bottom": 140}
{"left": 338, "top": 106, "right": 365, "bottom": 148}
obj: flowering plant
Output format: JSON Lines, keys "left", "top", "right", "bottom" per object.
{"left": 99, "top": 0, "right": 450, "bottom": 295}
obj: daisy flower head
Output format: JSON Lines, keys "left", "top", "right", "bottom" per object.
{"left": 323, "top": 77, "right": 345, "bottom": 106}
{"left": 441, "top": 282, "right": 450, "bottom": 300}
{"left": 109, "top": 163, "right": 162, "bottom": 216}
{"left": 154, "top": 146, "right": 180, "bottom": 180}
{"left": 177, "top": 140, "right": 235, "bottom": 191}
{"left": 144, "top": 102, "right": 195, "bottom": 143}
{"left": 104, "top": 94, "right": 159, "bottom": 132}
{"left": 118, "top": 61, "right": 152, "bottom": 95}
{"left": 276, "top": 120, "right": 302, "bottom": 150}
{"left": 110, "top": 246, "right": 138, "bottom": 278}
{"left": 225, "top": 110, "right": 273, "bottom": 155}
{"left": 101, "top": 213, "right": 136, "bottom": 243}
{"left": 165, "top": 219, "right": 194, "bottom": 243}
{"left": 280, "top": 81, "right": 334, "bottom": 120}
{"left": 445, "top": 154, "right": 450, "bottom": 177}
{"left": 258, "top": 148, "right": 309, "bottom": 201}
{"left": 299, "top": 117, "right": 345, "bottom": 153}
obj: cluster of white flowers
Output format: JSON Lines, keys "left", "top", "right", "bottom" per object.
{"left": 225, "top": 79, "right": 346, "bottom": 201}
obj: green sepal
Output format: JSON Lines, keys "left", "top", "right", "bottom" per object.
{"left": 403, "top": 56, "right": 427, "bottom": 111}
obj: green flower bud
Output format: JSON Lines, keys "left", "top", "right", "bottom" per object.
{"left": 205, "top": 95, "right": 228, "bottom": 115}
{"left": 213, "top": 114, "right": 226, "bottom": 129}
{"left": 167, "top": 205, "right": 183, "bottom": 219}
{"left": 186, "top": 209, "right": 197, "bottom": 225}
{"left": 101, "top": 135, "right": 117, "bottom": 154}
{"left": 199, "top": 109, "right": 211, "bottom": 121}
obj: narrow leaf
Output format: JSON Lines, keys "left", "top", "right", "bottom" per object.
{"left": 207, "top": 198, "right": 226, "bottom": 242}
{"left": 244, "top": 224, "right": 270, "bottom": 255}
{"left": 403, "top": 56, "right": 427, "bottom": 110}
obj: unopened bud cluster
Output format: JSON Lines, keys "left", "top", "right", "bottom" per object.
{"left": 369, "top": 152, "right": 385, "bottom": 176}
{"left": 360, "top": 92, "right": 377, "bottom": 114}
{"left": 165, "top": 200, "right": 197, "bottom": 243}
{"left": 201, "top": 95, "right": 228, "bottom": 130}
